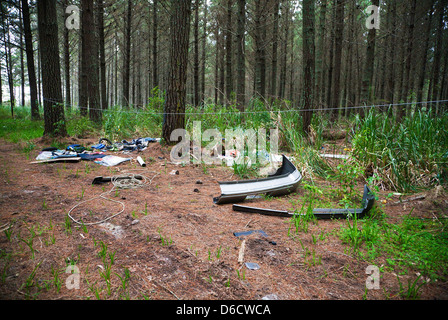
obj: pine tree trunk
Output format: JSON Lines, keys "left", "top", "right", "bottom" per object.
{"left": 122, "top": 0, "right": 132, "bottom": 107}
{"left": 430, "top": 2, "right": 445, "bottom": 113}
{"left": 316, "top": 0, "right": 327, "bottom": 107}
{"left": 330, "top": 0, "right": 344, "bottom": 119}
{"left": 63, "top": 0, "right": 71, "bottom": 111}
{"left": 98, "top": 0, "right": 107, "bottom": 110}
{"left": 225, "top": 0, "right": 233, "bottom": 105}
{"left": 254, "top": 0, "right": 266, "bottom": 99}
{"left": 37, "top": 0, "right": 67, "bottom": 137}
{"left": 162, "top": 0, "right": 192, "bottom": 144}
{"left": 19, "top": 9, "right": 25, "bottom": 107}
{"left": 398, "top": 0, "right": 416, "bottom": 119}
{"left": 416, "top": 4, "right": 434, "bottom": 108}
{"left": 152, "top": 0, "right": 159, "bottom": 89}
{"left": 278, "top": 0, "right": 289, "bottom": 100}
{"left": 80, "top": 0, "right": 101, "bottom": 123}
{"left": 385, "top": 1, "right": 397, "bottom": 104}
{"left": 21, "top": 0, "right": 39, "bottom": 120}
{"left": 201, "top": 1, "right": 207, "bottom": 104}
{"left": 269, "top": 0, "right": 279, "bottom": 101}
{"left": 193, "top": 0, "right": 200, "bottom": 106}
{"left": 361, "top": 0, "right": 379, "bottom": 118}
{"left": 302, "top": 0, "right": 315, "bottom": 135}
{"left": 236, "top": 0, "right": 246, "bottom": 110}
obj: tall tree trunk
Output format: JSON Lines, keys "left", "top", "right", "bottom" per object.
{"left": 214, "top": 26, "right": 220, "bottom": 105}
{"left": 330, "top": 0, "right": 344, "bottom": 118}
{"left": 236, "top": 0, "right": 246, "bottom": 110}
{"left": 278, "top": 0, "right": 289, "bottom": 100}
{"left": 385, "top": 1, "right": 397, "bottom": 104}
{"left": 361, "top": 0, "right": 379, "bottom": 118}
{"left": 122, "top": 0, "right": 132, "bottom": 107}
{"left": 302, "top": 0, "right": 315, "bottom": 135}
{"left": 98, "top": 0, "right": 107, "bottom": 110}
{"left": 22, "top": 0, "right": 39, "bottom": 119}
{"left": 19, "top": 7, "right": 25, "bottom": 107}
{"left": 3, "top": 13, "right": 15, "bottom": 116}
{"left": 325, "top": 3, "right": 335, "bottom": 111}
{"left": 269, "top": 0, "right": 279, "bottom": 101}
{"left": 225, "top": 0, "right": 233, "bottom": 104}
{"left": 193, "top": 0, "right": 200, "bottom": 106}
{"left": 430, "top": 2, "right": 445, "bottom": 113}
{"left": 344, "top": 0, "right": 355, "bottom": 116}
{"left": 201, "top": 1, "right": 207, "bottom": 104}
{"left": 80, "top": 0, "right": 101, "bottom": 123}
{"left": 63, "top": 0, "right": 71, "bottom": 111}
{"left": 398, "top": 0, "right": 416, "bottom": 119}
{"left": 152, "top": 0, "right": 159, "bottom": 89}
{"left": 316, "top": 0, "right": 327, "bottom": 107}
{"left": 162, "top": 0, "right": 192, "bottom": 144}
{"left": 416, "top": 4, "right": 434, "bottom": 107}
{"left": 254, "top": 0, "right": 267, "bottom": 99}
{"left": 37, "top": 0, "right": 67, "bottom": 136}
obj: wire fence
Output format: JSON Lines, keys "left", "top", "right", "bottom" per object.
{"left": 41, "top": 97, "right": 448, "bottom": 116}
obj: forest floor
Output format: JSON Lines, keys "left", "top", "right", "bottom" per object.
{"left": 0, "top": 135, "right": 448, "bottom": 301}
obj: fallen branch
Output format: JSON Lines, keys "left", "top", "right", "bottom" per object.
{"left": 391, "top": 195, "right": 425, "bottom": 205}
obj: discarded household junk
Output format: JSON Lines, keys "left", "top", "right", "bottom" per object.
{"left": 232, "top": 185, "right": 375, "bottom": 219}
{"left": 213, "top": 155, "right": 302, "bottom": 204}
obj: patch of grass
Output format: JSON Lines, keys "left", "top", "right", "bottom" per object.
{"left": 339, "top": 208, "right": 448, "bottom": 281}
{"left": 351, "top": 108, "right": 448, "bottom": 192}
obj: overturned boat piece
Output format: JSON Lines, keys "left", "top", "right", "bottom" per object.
{"left": 213, "top": 155, "right": 302, "bottom": 204}
{"left": 232, "top": 185, "right": 375, "bottom": 219}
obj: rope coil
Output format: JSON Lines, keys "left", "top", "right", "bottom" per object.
{"left": 68, "top": 171, "right": 158, "bottom": 226}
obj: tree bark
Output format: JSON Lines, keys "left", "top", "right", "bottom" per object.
{"left": 80, "top": 0, "right": 101, "bottom": 123}
{"left": 430, "top": 1, "right": 445, "bottom": 113}
{"left": 330, "top": 0, "right": 344, "bottom": 118}
{"left": 398, "top": 0, "right": 416, "bottom": 120}
{"left": 21, "top": 0, "right": 39, "bottom": 120}
{"left": 201, "top": 1, "right": 208, "bottom": 104}
{"left": 236, "top": 0, "right": 246, "bottom": 110}
{"left": 193, "top": 0, "right": 200, "bottom": 106}
{"left": 278, "top": 0, "right": 289, "bottom": 100}
{"left": 416, "top": 4, "right": 434, "bottom": 107}
{"left": 98, "top": 0, "right": 107, "bottom": 110}
{"left": 122, "top": 0, "right": 132, "bottom": 107}
{"left": 254, "top": 0, "right": 267, "bottom": 99}
{"left": 36, "top": 0, "right": 67, "bottom": 137}
{"left": 2, "top": 9, "right": 15, "bottom": 116}
{"left": 225, "top": 0, "right": 233, "bottom": 105}
{"left": 385, "top": 1, "right": 397, "bottom": 104}
{"left": 302, "top": 0, "right": 315, "bottom": 135}
{"left": 152, "top": 0, "right": 159, "bottom": 89}
{"left": 162, "top": 0, "right": 192, "bottom": 144}
{"left": 316, "top": 0, "right": 327, "bottom": 107}
{"left": 269, "top": 0, "right": 279, "bottom": 101}
{"left": 361, "top": 0, "right": 379, "bottom": 118}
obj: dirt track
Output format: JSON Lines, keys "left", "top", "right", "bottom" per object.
{"left": 1, "top": 137, "right": 447, "bottom": 300}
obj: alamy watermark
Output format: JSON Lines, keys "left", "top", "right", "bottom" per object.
{"left": 366, "top": 265, "right": 380, "bottom": 290}
{"left": 366, "top": 5, "right": 380, "bottom": 30}
{"left": 65, "top": 265, "right": 80, "bottom": 290}
{"left": 169, "top": 121, "right": 279, "bottom": 171}
{"left": 65, "top": 5, "right": 80, "bottom": 30}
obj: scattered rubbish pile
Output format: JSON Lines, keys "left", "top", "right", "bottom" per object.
{"left": 32, "top": 137, "right": 159, "bottom": 166}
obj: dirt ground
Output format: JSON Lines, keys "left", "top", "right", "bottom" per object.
{"left": 0, "top": 136, "right": 447, "bottom": 301}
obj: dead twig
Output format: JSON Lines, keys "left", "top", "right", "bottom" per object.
{"left": 238, "top": 239, "right": 246, "bottom": 264}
